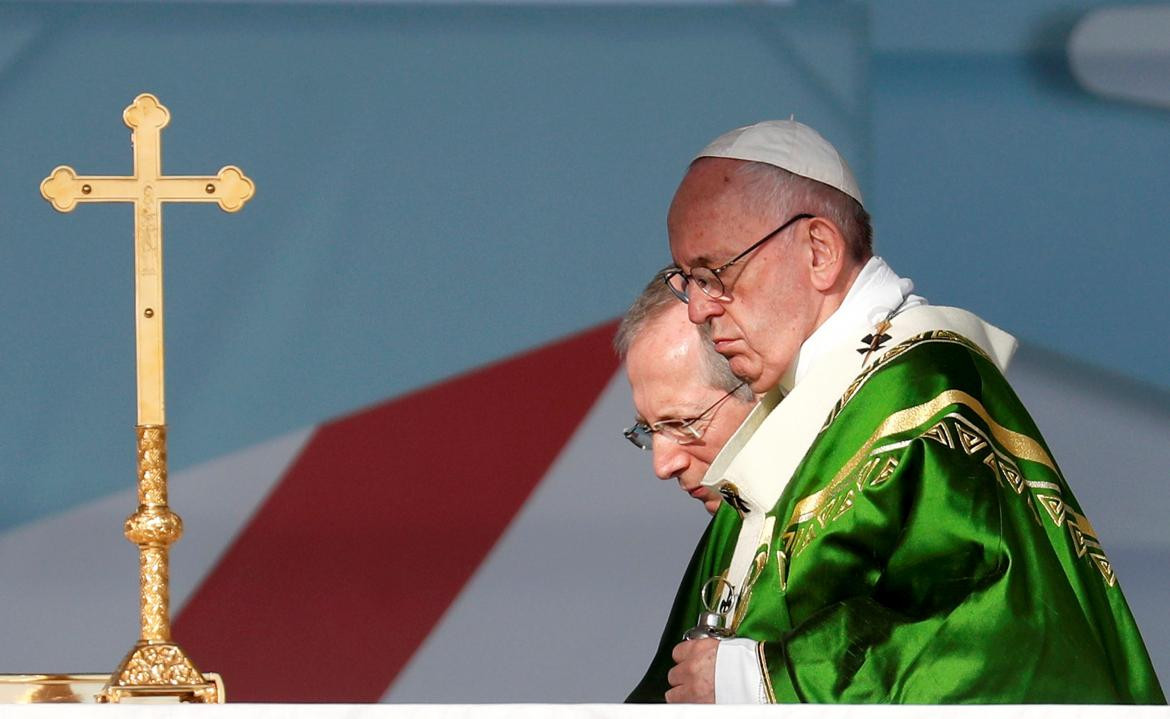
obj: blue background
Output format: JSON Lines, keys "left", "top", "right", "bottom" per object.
{"left": 0, "top": 2, "right": 1166, "bottom": 663}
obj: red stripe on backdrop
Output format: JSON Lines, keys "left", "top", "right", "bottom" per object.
{"left": 173, "top": 320, "right": 621, "bottom": 701}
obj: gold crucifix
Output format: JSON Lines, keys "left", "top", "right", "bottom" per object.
{"left": 40, "top": 93, "right": 254, "bottom": 703}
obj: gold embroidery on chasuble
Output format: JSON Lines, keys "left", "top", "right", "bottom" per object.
{"left": 920, "top": 421, "right": 954, "bottom": 449}
{"left": 1037, "top": 493, "right": 1067, "bottom": 526}
{"left": 758, "top": 641, "right": 779, "bottom": 703}
{"left": 955, "top": 421, "right": 988, "bottom": 455}
{"left": 730, "top": 548, "right": 770, "bottom": 633}
{"left": 776, "top": 548, "right": 790, "bottom": 592}
{"left": 781, "top": 334, "right": 1118, "bottom": 588}
{"left": 870, "top": 456, "right": 900, "bottom": 487}
{"left": 821, "top": 330, "right": 992, "bottom": 431}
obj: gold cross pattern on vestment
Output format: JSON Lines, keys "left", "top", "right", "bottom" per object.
{"left": 858, "top": 319, "right": 893, "bottom": 363}
{"left": 40, "top": 93, "right": 253, "bottom": 704}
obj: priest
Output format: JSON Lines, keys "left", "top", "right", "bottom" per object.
{"left": 627, "top": 120, "right": 1165, "bottom": 704}
{"left": 615, "top": 268, "right": 756, "bottom": 514}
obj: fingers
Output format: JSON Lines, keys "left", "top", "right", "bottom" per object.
{"left": 666, "top": 638, "right": 718, "bottom": 703}
{"left": 667, "top": 644, "right": 698, "bottom": 689}
{"left": 671, "top": 637, "right": 715, "bottom": 662}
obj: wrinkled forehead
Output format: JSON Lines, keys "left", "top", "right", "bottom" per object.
{"left": 667, "top": 159, "right": 763, "bottom": 270}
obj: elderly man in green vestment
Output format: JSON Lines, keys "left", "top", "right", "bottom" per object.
{"left": 627, "top": 120, "right": 1165, "bottom": 704}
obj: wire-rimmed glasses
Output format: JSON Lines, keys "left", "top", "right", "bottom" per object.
{"left": 623, "top": 382, "right": 748, "bottom": 450}
{"left": 663, "top": 213, "right": 813, "bottom": 303}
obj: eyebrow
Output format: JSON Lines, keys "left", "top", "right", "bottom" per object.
{"left": 641, "top": 404, "right": 705, "bottom": 426}
{"left": 683, "top": 254, "right": 717, "bottom": 271}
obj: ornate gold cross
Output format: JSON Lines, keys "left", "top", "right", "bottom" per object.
{"left": 41, "top": 93, "right": 253, "bottom": 426}
{"left": 40, "top": 93, "right": 253, "bottom": 703}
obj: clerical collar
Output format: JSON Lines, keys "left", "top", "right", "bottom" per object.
{"left": 778, "top": 256, "right": 926, "bottom": 393}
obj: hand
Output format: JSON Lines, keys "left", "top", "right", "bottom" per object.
{"left": 665, "top": 638, "right": 717, "bottom": 703}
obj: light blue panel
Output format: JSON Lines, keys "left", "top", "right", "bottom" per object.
{"left": 870, "top": 2, "right": 1170, "bottom": 390}
{"left": 870, "top": 0, "right": 1130, "bottom": 55}
{"left": 0, "top": 2, "right": 865, "bottom": 530}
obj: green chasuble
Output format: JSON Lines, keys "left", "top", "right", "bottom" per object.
{"left": 628, "top": 329, "right": 1164, "bottom": 704}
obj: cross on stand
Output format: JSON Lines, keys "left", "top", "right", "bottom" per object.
{"left": 41, "top": 93, "right": 254, "bottom": 703}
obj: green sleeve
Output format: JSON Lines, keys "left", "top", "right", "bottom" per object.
{"left": 756, "top": 411, "right": 1163, "bottom": 703}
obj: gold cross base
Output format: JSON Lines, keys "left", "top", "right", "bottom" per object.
{"left": 98, "top": 642, "right": 222, "bottom": 703}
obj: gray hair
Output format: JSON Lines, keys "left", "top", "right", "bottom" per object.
{"left": 615, "top": 267, "right": 753, "bottom": 401}
{"left": 731, "top": 160, "right": 873, "bottom": 261}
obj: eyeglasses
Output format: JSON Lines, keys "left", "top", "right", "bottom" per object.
{"left": 664, "top": 213, "right": 813, "bottom": 303}
{"left": 623, "top": 382, "right": 748, "bottom": 451}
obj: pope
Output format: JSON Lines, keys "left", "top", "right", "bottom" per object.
{"left": 627, "top": 120, "right": 1165, "bottom": 704}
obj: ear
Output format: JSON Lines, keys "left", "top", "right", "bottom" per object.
{"left": 806, "top": 217, "right": 847, "bottom": 292}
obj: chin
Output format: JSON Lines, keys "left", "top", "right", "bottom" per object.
{"left": 728, "top": 363, "right": 759, "bottom": 387}
{"left": 747, "top": 366, "right": 786, "bottom": 394}
{"left": 748, "top": 377, "right": 774, "bottom": 395}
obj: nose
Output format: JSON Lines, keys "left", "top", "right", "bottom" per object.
{"left": 652, "top": 435, "right": 688, "bottom": 481}
{"left": 686, "top": 290, "right": 723, "bottom": 325}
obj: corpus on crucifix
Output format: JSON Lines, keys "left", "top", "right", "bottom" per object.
{"left": 39, "top": 93, "right": 254, "bottom": 703}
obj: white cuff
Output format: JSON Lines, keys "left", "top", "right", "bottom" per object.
{"left": 714, "top": 638, "right": 767, "bottom": 703}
